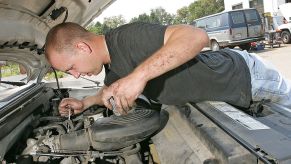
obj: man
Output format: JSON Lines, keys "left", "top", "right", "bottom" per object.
{"left": 45, "top": 22, "right": 291, "bottom": 116}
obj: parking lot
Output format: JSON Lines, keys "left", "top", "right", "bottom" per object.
{"left": 251, "top": 43, "right": 291, "bottom": 79}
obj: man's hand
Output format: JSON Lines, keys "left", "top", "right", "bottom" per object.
{"left": 102, "top": 73, "right": 147, "bottom": 115}
{"left": 59, "top": 98, "right": 84, "bottom": 116}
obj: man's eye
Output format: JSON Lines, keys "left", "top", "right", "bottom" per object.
{"left": 66, "top": 66, "right": 73, "bottom": 72}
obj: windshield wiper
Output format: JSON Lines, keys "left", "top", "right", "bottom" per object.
{"left": 0, "top": 81, "right": 26, "bottom": 86}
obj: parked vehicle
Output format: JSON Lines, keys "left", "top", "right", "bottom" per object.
{"left": 192, "top": 8, "right": 265, "bottom": 51}
{"left": 272, "top": 3, "right": 291, "bottom": 44}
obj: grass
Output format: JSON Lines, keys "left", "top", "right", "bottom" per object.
{"left": 44, "top": 71, "right": 66, "bottom": 80}
{"left": 1, "top": 62, "right": 66, "bottom": 80}
{"left": 0, "top": 64, "right": 20, "bottom": 77}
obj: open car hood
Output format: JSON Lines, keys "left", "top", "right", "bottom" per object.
{"left": 0, "top": 0, "right": 115, "bottom": 82}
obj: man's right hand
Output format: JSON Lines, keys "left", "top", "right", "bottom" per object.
{"left": 59, "top": 98, "right": 84, "bottom": 116}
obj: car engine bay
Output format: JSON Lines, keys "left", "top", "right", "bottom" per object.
{"left": 2, "top": 82, "right": 291, "bottom": 164}
{"left": 0, "top": 83, "right": 168, "bottom": 163}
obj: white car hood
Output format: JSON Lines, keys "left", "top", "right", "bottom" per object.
{"left": 0, "top": 0, "right": 115, "bottom": 82}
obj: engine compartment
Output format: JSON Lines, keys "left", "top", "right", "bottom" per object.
{"left": 3, "top": 83, "right": 291, "bottom": 163}
{"left": 1, "top": 84, "right": 168, "bottom": 163}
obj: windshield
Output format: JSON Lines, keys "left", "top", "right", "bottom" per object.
{"left": 273, "top": 16, "right": 284, "bottom": 26}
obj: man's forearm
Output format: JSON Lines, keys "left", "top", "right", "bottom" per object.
{"left": 82, "top": 86, "right": 106, "bottom": 109}
{"left": 132, "top": 25, "right": 209, "bottom": 82}
{"left": 81, "top": 95, "right": 101, "bottom": 109}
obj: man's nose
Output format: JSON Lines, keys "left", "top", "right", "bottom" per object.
{"left": 68, "top": 70, "right": 80, "bottom": 78}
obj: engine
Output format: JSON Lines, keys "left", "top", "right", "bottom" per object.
{"left": 3, "top": 88, "right": 168, "bottom": 164}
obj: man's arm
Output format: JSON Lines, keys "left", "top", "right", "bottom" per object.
{"left": 59, "top": 86, "right": 107, "bottom": 116}
{"left": 102, "top": 25, "right": 209, "bottom": 113}
{"left": 82, "top": 85, "right": 107, "bottom": 109}
{"left": 133, "top": 24, "right": 209, "bottom": 83}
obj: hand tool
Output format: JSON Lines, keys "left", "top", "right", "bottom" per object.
{"left": 109, "top": 97, "right": 121, "bottom": 116}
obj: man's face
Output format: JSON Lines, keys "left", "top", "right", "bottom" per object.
{"left": 47, "top": 48, "right": 103, "bottom": 78}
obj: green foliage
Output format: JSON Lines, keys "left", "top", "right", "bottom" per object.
{"left": 0, "top": 63, "right": 20, "bottom": 77}
{"left": 188, "top": 0, "right": 224, "bottom": 22}
{"left": 130, "top": 13, "right": 152, "bottom": 23}
{"left": 103, "top": 15, "right": 126, "bottom": 29}
{"left": 130, "top": 7, "right": 174, "bottom": 25}
{"left": 86, "top": 1, "right": 225, "bottom": 34}
{"left": 0, "top": 62, "right": 66, "bottom": 80}
{"left": 87, "top": 21, "right": 104, "bottom": 34}
{"left": 174, "top": 6, "right": 191, "bottom": 24}
{"left": 44, "top": 71, "right": 65, "bottom": 80}
{"left": 150, "top": 7, "right": 175, "bottom": 25}
{"left": 87, "top": 15, "right": 126, "bottom": 34}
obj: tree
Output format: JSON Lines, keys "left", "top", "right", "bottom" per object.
{"left": 87, "top": 15, "right": 126, "bottom": 34}
{"left": 86, "top": 21, "right": 104, "bottom": 34}
{"left": 149, "top": 7, "right": 174, "bottom": 25}
{"left": 174, "top": 6, "right": 190, "bottom": 24}
{"left": 87, "top": 0, "right": 225, "bottom": 33}
{"left": 130, "top": 7, "right": 174, "bottom": 25}
{"left": 103, "top": 15, "right": 126, "bottom": 29}
{"left": 188, "top": 0, "right": 224, "bottom": 22}
{"left": 130, "top": 13, "right": 151, "bottom": 23}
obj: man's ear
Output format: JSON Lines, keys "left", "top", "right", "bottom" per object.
{"left": 76, "top": 42, "right": 92, "bottom": 55}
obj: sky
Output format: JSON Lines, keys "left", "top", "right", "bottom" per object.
{"left": 95, "top": 0, "right": 195, "bottom": 23}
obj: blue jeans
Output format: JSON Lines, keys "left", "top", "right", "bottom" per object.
{"left": 230, "top": 49, "right": 291, "bottom": 108}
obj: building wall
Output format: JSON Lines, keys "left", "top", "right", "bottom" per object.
{"left": 225, "top": 0, "right": 287, "bottom": 15}
{"left": 224, "top": 0, "right": 250, "bottom": 11}
{"left": 250, "top": 0, "right": 264, "bottom": 16}
{"left": 264, "top": 0, "right": 286, "bottom": 15}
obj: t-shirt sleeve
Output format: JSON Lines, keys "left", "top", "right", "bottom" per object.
{"left": 104, "top": 70, "right": 120, "bottom": 86}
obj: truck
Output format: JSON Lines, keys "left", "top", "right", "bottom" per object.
{"left": 266, "top": 3, "right": 291, "bottom": 44}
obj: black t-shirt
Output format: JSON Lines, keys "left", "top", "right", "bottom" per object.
{"left": 104, "top": 22, "right": 252, "bottom": 108}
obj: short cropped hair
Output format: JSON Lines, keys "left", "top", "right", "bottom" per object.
{"left": 45, "top": 22, "right": 92, "bottom": 56}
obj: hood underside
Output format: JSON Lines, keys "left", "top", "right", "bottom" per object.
{"left": 0, "top": 0, "right": 115, "bottom": 82}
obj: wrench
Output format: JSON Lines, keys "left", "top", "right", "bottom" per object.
{"left": 66, "top": 105, "right": 72, "bottom": 132}
{"left": 109, "top": 97, "right": 121, "bottom": 116}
